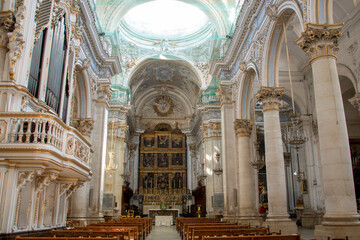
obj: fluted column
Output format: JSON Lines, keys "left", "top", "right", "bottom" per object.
{"left": 297, "top": 23, "right": 360, "bottom": 239}
{"left": 257, "top": 87, "right": 297, "bottom": 233}
{"left": 234, "top": 119, "right": 260, "bottom": 225}
{"left": 216, "top": 84, "right": 238, "bottom": 219}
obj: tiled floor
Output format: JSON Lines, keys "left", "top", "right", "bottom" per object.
{"left": 146, "top": 225, "right": 315, "bottom": 240}
{"left": 298, "top": 227, "right": 315, "bottom": 240}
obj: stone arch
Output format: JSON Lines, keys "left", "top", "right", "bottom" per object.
{"left": 70, "top": 65, "right": 92, "bottom": 121}
{"left": 338, "top": 63, "right": 358, "bottom": 92}
{"left": 237, "top": 68, "right": 259, "bottom": 120}
{"left": 263, "top": 2, "right": 305, "bottom": 87}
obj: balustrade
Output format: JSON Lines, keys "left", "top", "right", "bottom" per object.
{"left": 0, "top": 112, "right": 92, "bottom": 166}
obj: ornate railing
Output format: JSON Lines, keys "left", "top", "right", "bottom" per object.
{"left": 0, "top": 112, "right": 92, "bottom": 166}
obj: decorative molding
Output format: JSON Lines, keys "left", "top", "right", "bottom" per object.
{"left": 153, "top": 95, "right": 174, "bottom": 117}
{"left": 349, "top": 93, "right": 360, "bottom": 114}
{"left": 0, "top": 10, "right": 15, "bottom": 32}
{"left": 256, "top": 86, "right": 284, "bottom": 111}
{"left": 216, "top": 84, "right": 234, "bottom": 105}
{"left": 96, "top": 83, "right": 113, "bottom": 104}
{"left": 296, "top": 23, "right": 343, "bottom": 63}
{"left": 266, "top": 4, "right": 279, "bottom": 21}
{"left": 17, "top": 169, "right": 43, "bottom": 188}
{"left": 35, "top": 173, "right": 58, "bottom": 192}
{"left": 7, "top": 3, "right": 26, "bottom": 81}
{"left": 234, "top": 119, "right": 254, "bottom": 137}
{"left": 66, "top": 180, "right": 85, "bottom": 197}
{"left": 0, "top": 120, "right": 8, "bottom": 143}
{"left": 189, "top": 143, "right": 198, "bottom": 157}
{"left": 71, "top": 118, "right": 94, "bottom": 137}
{"left": 201, "top": 122, "right": 221, "bottom": 139}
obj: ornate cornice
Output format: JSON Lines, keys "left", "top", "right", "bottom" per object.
{"left": 234, "top": 119, "right": 254, "bottom": 137}
{"left": 256, "top": 86, "right": 284, "bottom": 111}
{"left": 296, "top": 23, "right": 343, "bottom": 63}
{"left": 201, "top": 122, "right": 221, "bottom": 139}
{"left": 210, "top": 0, "right": 262, "bottom": 76}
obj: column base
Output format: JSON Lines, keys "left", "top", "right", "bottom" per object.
{"left": 67, "top": 216, "right": 105, "bottom": 226}
{"left": 222, "top": 215, "right": 239, "bottom": 223}
{"left": 315, "top": 224, "right": 360, "bottom": 240}
{"left": 237, "top": 216, "right": 262, "bottom": 228}
{"left": 265, "top": 219, "right": 297, "bottom": 234}
{"left": 301, "top": 211, "right": 323, "bottom": 228}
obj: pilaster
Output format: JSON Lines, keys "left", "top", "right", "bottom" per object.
{"left": 201, "top": 121, "right": 222, "bottom": 217}
{"left": 297, "top": 23, "right": 360, "bottom": 240}
{"left": 86, "top": 84, "right": 112, "bottom": 222}
{"left": 216, "top": 84, "right": 238, "bottom": 219}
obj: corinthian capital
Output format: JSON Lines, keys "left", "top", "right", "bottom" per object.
{"left": 0, "top": 11, "right": 15, "bottom": 32}
{"left": 256, "top": 86, "right": 284, "bottom": 111}
{"left": 97, "top": 83, "right": 113, "bottom": 104}
{"left": 71, "top": 118, "right": 94, "bottom": 137}
{"left": 234, "top": 119, "right": 254, "bottom": 137}
{"left": 216, "top": 84, "right": 234, "bottom": 105}
{"left": 296, "top": 23, "right": 343, "bottom": 62}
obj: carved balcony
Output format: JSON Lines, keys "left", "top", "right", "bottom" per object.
{"left": 0, "top": 112, "right": 93, "bottom": 180}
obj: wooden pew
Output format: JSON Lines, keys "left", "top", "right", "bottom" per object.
{"left": 107, "top": 217, "right": 152, "bottom": 234}
{"left": 187, "top": 225, "right": 251, "bottom": 240}
{"left": 87, "top": 222, "right": 147, "bottom": 239}
{"left": 192, "top": 228, "right": 270, "bottom": 240}
{"left": 15, "top": 237, "right": 121, "bottom": 240}
{"left": 177, "top": 218, "right": 221, "bottom": 232}
{"left": 202, "top": 234, "right": 301, "bottom": 240}
{"left": 51, "top": 229, "right": 130, "bottom": 239}
{"left": 73, "top": 226, "right": 139, "bottom": 240}
{"left": 181, "top": 222, "right": 234, "bottom": 239}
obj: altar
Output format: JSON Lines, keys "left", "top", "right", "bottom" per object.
{"left": 148, "top": 209, "right": 178, "bottom": 225}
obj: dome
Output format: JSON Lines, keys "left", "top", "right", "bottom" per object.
{"left": 122, "top": 0, "right": 210, "bottom": 40}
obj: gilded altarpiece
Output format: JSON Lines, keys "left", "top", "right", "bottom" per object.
{"left": 139, "top": 124, "right": 187, "bottom": 207}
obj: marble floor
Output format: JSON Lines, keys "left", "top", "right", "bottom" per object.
{"left": 146, "top": 226, "right": 180, "bottom": 240}
{"left": 146, "top": 225, "right": 315, "bottom": 240}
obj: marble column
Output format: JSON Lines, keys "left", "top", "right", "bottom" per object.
{"left": 234, "top": 119, "right": 260, "bottom": 226}
{"left": 216, "top": 84, "right": 238, "bottom": 220}
{"left": 86, "top": 84, "right": 112, "bottom": 223}
{"left": 256, "top": 86, "right": 297, "bottom": 234}
{"left": 189, "top": 143, "right": 198, "bottom": 191}
{"left": 68, "top": 182, "right": 88, "bottom": 225}
{"left": 297, "top": 23, "right": 360, "bottom": 239}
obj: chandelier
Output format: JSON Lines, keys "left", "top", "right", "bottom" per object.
{"left": 282, "top": 19, "right": 308, "bottom": 182}
{"left": 251, "top": 141, "right": 265, "bottom": 170}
